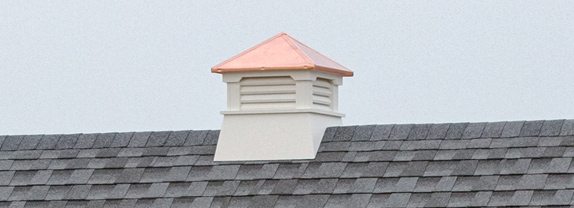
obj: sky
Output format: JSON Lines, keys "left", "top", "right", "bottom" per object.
{"left": 1, "top": 1, "right": 573, "bottom": 135}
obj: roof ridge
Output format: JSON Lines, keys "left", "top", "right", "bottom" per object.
{"left": 211, "top": 33, "right": 289, "bottom": 72}
{"left": 1, "top": 119, "right": 572, "bottom": 151}
{"left": 286, "top": 35, "right": 352, "bottom": 73}
{"left": 280, "top": 33, "right": 316, "bottom": 68}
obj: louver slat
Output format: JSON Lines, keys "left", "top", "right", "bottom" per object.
{"left": 240, "top": 76, "right": 296, "bottom": 110}
{"left": 313, "top": 78, "right": 333, "bottom": 110}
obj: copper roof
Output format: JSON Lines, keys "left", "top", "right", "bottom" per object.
{"left": 212, "top": 33, "right": 353, "bottom": 77}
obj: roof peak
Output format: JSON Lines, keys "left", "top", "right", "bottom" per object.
{"left": 211, "top": 32, "right": 353, "bottom": 76}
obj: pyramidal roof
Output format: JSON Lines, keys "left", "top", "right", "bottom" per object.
{"left": 212, "top": 33, "right": 353, "bottom": 76}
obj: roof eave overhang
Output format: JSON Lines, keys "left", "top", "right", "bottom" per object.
{"left": 211, "top": 65, "right": 354, "bottom": 77}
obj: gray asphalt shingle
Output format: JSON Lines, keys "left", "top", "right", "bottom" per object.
{"left": 540, "top": 120, "right": 565, "bottom": 136}
{"left": 235, "top": 164, "right": 278, "bottom": 180}
{"left": 501, "top": 121, "right": 524, "bottom": 138}
{"left": 45, "top": 186, "right": 71, "bottom": 200}
{"left": 521, "top": 120, "right": 544, "bottom": 137}
{"left": 184, "top": 130, "right": 209, "bottom": 146}
{"left": 1, "top": 136, "right": 23, "bottom": 151}
{"left": 204, "top": 181, "right": 240, "bottom": 196}
{"left": 333, "top": 126, "right": 356, "bottom": 141}
{"left": 462, "top": 122, "right": 485, "bottom": 139}
{"left": 334, "top": 178, "right": 377, "bottom": 193}
{"left": 407, "top": 124, "right": 430, "bottom": 140}
{"left": 321, "top": 127, "right": 337, "bottom": 142}
{"left": 0, "top": 119, "right": 573, "bottom": 207}
{"left": 530, "top": 190, "right": 574, "bottom": 206}
{"left": 370, "top": 125, "right": 393, "bottom": 141}
{"left": 164, "top": 131, "right": 189, "bottom": 146}
{"left": 36, "top": 135, "right": 60, "bottom": 150}
{"left": 302, "top": 163, "right": 346, "bottom": 178}
{"left": 204, "top": 130, "right": 220, "bottom": 145}
{"left": 110, "top": 132, "right": 133, "bottom": 148}
{"left": 561, "top": 120, "right": 574, "bottom": 136}
{"left": 145, "top": 131, "right": 171, "bottom": 147}
{"left": 297, "top": 179, "right": 338, "bottom": 195}
{"left": 389, "top": 124, "right": 412, "bottom": 140}
{"left": 113, "top": 168, "right": 143, "bottom": 184}
{"left": 127, "top": 132, "right": 150, "bottom": 148}
{"left": 414, "top": 176, "right": 456, "bottom": 192}
{"left": 446, "top": 123, "right": 468, "bottom": 139}
{"left": 93, "top": 133, "right": 116, "bottom": 149}
{"left": 74, "top": 134, "right": 98, "bottom": 149}
{"left": 352, "top": 125, "right": 375, "bottom": 141}
{"left": 55, "top": 134, "right": 80, "bottom": 150}
{"left": 17, "top": 135, "right": 43, "bottom": 150}
{"left": 374, "top": 177, "right": 417, "bottom": 193}
{"left": 325, "top": 194, "right": 371, "bottom": 208}
{"left": 482, "top": 122, "right": 505, "bottom": 138}
{"left": 65, "top": 185, "right": 91, "bottom": 200}
{"left": 427, "top": 123, "right": 449, "bottom": 140}
{"left": 341, "top": 162, "right": 387, "bottom": 178}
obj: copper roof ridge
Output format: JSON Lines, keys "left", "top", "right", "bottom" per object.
{"left": 211, "top": 32, "right": 290, "bottom": 73}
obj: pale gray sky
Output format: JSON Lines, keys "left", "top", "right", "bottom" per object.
{"left": 1, "top": 1, "right": 573, "bottom": 135}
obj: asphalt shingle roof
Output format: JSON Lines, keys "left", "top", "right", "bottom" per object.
{"left": 0, "top": 119, "right": 573, "bottom": 207}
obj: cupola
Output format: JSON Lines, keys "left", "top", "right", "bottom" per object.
{"left": 212, "top": 33, "right": 353, "bottom": 161}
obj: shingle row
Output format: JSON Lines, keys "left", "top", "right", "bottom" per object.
{"left": 319, "top": 136, "right": 574, "bottom": 153}
{"left": 1, "top": 191, "right": 574, "bottom": 208}
{"left": 1, "top": 158, "right": 574, "bottom": 185}
{"left": 1, "top": 120, "right": 572, "bottom": 152}
{"left": 0, "top": 130, "right": 219, "bottom": 151}
{"left": 0, "top": 146, "right": 215, "bottom": 161}
{"left": 323, "top": 120, "right": 574, "bottom": 142}
{"left": 3, "top": 173, "right": 574, "bottom": 201}
{"left": 326, "top": 147, "right": 573, "bottom": 162}
{"left": 3, "top": 137, "right": 573, "bottom": 163}
{"left": 5, "top": 146, "right": 569, "bottom": 165}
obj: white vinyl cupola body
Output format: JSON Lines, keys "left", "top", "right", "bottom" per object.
{"left": 212, "top": 33, "right": 353, "bottom": 161}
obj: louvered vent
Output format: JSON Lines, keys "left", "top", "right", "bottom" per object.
{"left": 240, "top": 76, "right": 296, "bottom": 110}
{"left": 312, "top": 78, "right": 333, "bottom": 110}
